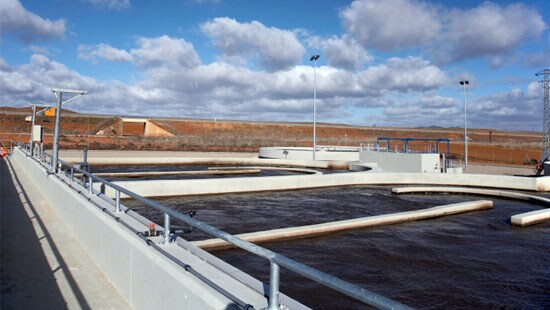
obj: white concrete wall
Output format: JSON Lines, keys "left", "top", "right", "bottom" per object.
{"left": 259, "top": 146, "right": 360, "bottom": 161}
{"left": 106, "top": 169, "right": 550, "bottom": 199}
{"left": 10, "top": 149, "right": 289, "bottom": 310}
{"left": 359, "top": 150, "right": 441, "bottom": 173}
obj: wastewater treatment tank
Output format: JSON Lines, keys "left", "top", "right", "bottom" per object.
{"left": 122, "top": 186, "right": 550, "bottom": 309}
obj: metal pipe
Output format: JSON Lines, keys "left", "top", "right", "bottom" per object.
{"left": 164, "top": 213, "right": 171, "bottom": 244}
{"left": 51, "top": 92, "right": 62, "bottom": 173}
{"left": 268, "top": 261, "right": 280, "bottom": 310}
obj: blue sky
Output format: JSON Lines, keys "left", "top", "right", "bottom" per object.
{"left": 1, "top": 0, "right": 550, "bottom": 131}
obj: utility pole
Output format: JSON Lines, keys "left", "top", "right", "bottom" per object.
{"left": 536, "top": 69, "right": 550, "bottom": 161}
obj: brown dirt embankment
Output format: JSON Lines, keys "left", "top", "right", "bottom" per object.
{"left": 0, "top": 107, "right": 542, "bottom": 167}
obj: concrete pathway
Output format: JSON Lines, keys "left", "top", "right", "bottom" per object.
{"left": 0, "top": 157, "right": 130, "bottom": 309}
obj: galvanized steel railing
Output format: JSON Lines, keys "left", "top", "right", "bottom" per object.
{"left": 17, "top": 143, "right": 413, "bottom": 310}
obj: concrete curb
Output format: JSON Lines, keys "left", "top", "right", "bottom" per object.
{"left": 392, "top": 186, "right": 550, "bottom": 226}
{"left": 193, "top": 200, "right": 493, "bottom": 251}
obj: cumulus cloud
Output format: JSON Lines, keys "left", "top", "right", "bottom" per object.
{"left": 0, "top": 57, "right": 12, "bottom": 71}
{"left": 470, "top": 83, "right": 542, "bottom": 129}
{"left": 0, "top": 54, "right": 100, "bottom": 106}
{"left": 358, "top": 57, "right": 447, "bottom": 93}
{"left": 201, "top": 17, "right": 305, "bottom": 71}
{"left": 131, "top": 35, "right": 201, "bottom": 68}
{"left": 0, "top": 0, "right": 66, "bottom": 42}
{"left": 2, "top": 52, "right": 544, "bottom": 130}
{"left": 441, "top": 2, "right": 546, "bottom": 63}
{"left": 78, "top": 43, "right": 133, "bottom": 63}
{"left": 340, "top": 0, "right": 441, "bottom": 51}
{"left": 340, "top": 0, "right": 546, "bottom": 64}
{"left": 78, "top": 36, "right": 200, "bottom": 69}
{"left": 84, "top": 0, "right": 130, "bottom": 10}
{"left": 321, "top": 35, "right": 372, "bottom": 70}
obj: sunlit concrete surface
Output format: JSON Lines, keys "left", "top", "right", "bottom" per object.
{"left": 0, "top": 158, "right": 130, "bottom": 310}
{"left": 11, "top": 148, "right": 308, "bottom": 310}
{"left": 511, "top": 208, "right": 550, "bottom": 226}
{"left": 193, "top": 200, "right": 494, "bottom": 251}
{"left": 59, "top": 149, "right": 259, "bottom": 159}
{"left": 392, "top": 186, "right": 550, "bottom": 226}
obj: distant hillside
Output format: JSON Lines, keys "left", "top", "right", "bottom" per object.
{"left": 0, "top": 106, "right": 543, "bottom": 166}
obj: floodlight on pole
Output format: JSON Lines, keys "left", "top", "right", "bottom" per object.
{"left": 310, "top": 54, "right": 320, "bottom": 160}
{"left": 50, "top": 88, "right": 88, "bottom": 173}
{"left": 460, "top": 80, "right": 469, "bottom": 171}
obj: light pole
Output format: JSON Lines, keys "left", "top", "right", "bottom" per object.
{"left": 50, "top": 88, "right": 88, "bottom": 173}
{"left": 460, "top": 80, "right": 469, "bottom": 171}
{"left": 310, "top": 54, "right": 320, "bottom": 160}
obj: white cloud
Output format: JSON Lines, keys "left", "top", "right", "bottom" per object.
{"left": 0, "top": 57, "right": 12, "bottom": 71}
{"left": 201, "top": 17, "right": 305, "bottom": 71}
{"left": 340, "top": 0, "right": 546, "bottom": 64}
{"left": 0, "top": 0, "right": 66, "bottom": 42}
{"left": 441, "top": 2, "right": 546, "bottom": 63}
{"left": 0, "top": 55, "right": 100, "bottom": 106}
{"left": 471, "top": 85, "right": 541, "bottom": 128}
{"left": 84, "top": 0, "right": 130, "bottom": 10}
{"left": 321, "top": 35, "right": 372, "bottom": 70}
{"left": 78, "top": 36, "right": 201, "bottom": 69}
{"left": 78, "top": 43, "right": 133, "bottom": 63}
{"left": 340, "top": 0, "right": 441, "bottom": 51}
{"left": 359, "top": 57, "right": 447, "bottom": 93}
{"left": 2, "top": 52, "right": 544, "bottom": 130}
{"left": 131, "top": 35, "right": 201, "bottom": 69}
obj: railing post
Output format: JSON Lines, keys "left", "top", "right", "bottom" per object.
{"left": 268, "top": 261, "right": 280, "bottom": 310}
{"left": 70, "top": 168, "right": 74, "bottom": 182}
{"left": 163, "top": 213, "right": 171, "bottom": 244}
{"left": 88, "top": 176, "right": 93, "bottom": 195}
{"left": 115, "top": 190, "right": 121, "bottom": 213}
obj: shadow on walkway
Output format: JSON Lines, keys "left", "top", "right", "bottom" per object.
{"left": 0, "top": 158, "right": 90, "bottom": 309}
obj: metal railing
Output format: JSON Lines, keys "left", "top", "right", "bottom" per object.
{"left": 17, "top": 144, "right": 413, "bottom": 310}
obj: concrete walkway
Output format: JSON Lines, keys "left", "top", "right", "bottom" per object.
{"left": 0, "top": 157, "right": 129, "bottom": 309}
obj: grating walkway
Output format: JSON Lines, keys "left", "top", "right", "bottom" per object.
{"left": 0, "top": 157, "right": 130, "bottom": 309}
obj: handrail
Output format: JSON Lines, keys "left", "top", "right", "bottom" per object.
{"left": 18, "top": 144, "right": 413, "bottom": 310}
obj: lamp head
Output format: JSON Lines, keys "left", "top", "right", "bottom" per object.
{"left": 310, "top": 55, "right": 320, "bottom": 61}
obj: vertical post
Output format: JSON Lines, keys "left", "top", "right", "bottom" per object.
{"left": 464, "top": 85, "right": 468, "bottom": 171}
{"left": 446, "top": 141, "right": 450, "bottom": 171}
{"left": 268, "top": 261, "right": 280, "bottom": 310}
{"left": 115, "top": 190, "right": 121, "bottom": 213}
{"left": 70, "top": 167, "right": 74, "bottom": 182}
{"left": 310, "top": 54, "right": 320, "bottom": 160}
{"left": 51, "top": 92, "right": 63, "bottom": 173}
{"left": 30, "top": 105, "right": 36, "bottom": 156}
{"left": 313, "top": 59, "right": 317, "bottom": 160}
{"left": 460, "top": 80, "right": 469, "bottom": 171}
{"left": 82, "top": 147, "right": 88, "bottom": 172}
{"left": 88, "top": 176, "right": 93, "bottom": 195}
{"left": 164, "top": 213, "right": 171, "bottom": 244}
